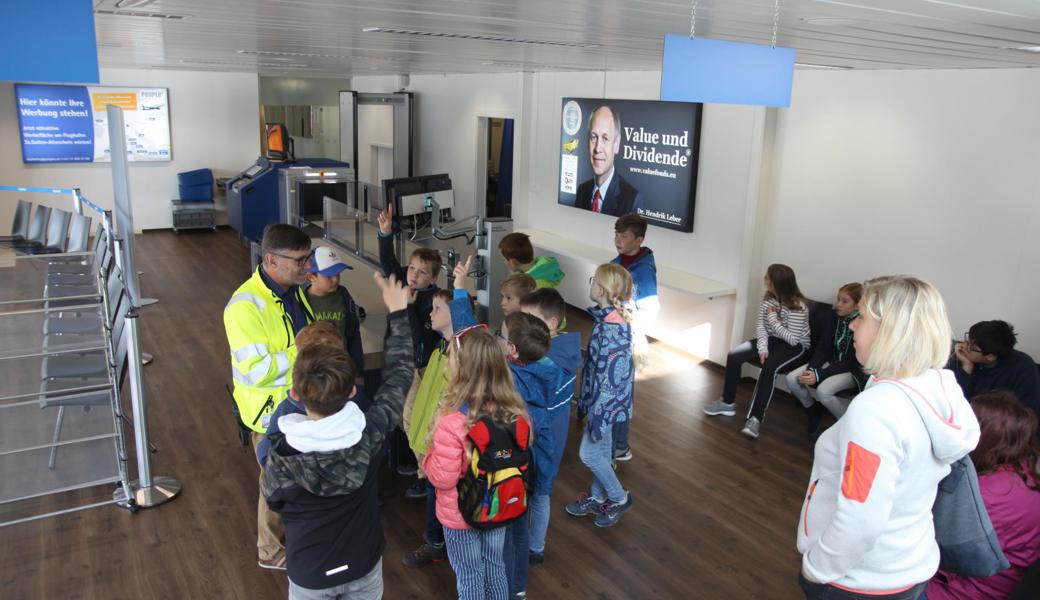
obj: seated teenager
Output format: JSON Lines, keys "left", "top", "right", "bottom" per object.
{"left": 952, "top": 320, "right": 1040, "bottom": 416}
{"left": 925, "top": 391, "right": 1040, "bottom": 600}
{"left": 785, "top": 283, "right": 866, "bottom": 437}
{"left": 704, "top": 264, "right": 810, "bottom": 439}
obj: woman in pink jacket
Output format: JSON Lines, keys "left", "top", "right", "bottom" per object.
{"left": 926, "top": 390, "right": 1040, "bottom": 599}
{"left": 423, "top": 327, "right": 531, "bottom": 600}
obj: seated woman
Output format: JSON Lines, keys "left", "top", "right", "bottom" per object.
{"left": 703, "top": 263, "right": 810, "bottom": 439}
{"left": 786, "top": 282, "right": 866, "bottom": 437}
{"left": 925, "top": 391, "right": 1040, "bottom": 600}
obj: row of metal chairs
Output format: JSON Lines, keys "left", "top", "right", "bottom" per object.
{"left": 0, "top": 199, "right": 92, "bottom": 255}
{"left": 33, "top": 226, "right": 132, "bottom": 469}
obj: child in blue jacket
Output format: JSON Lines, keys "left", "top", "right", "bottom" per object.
{"left": 609, "top": 213, "right": 658, "bottom": 461}
{"left": 566, "top": 263, "right": 635, "bottom": 528}
{"left": 519, "top": 288, "right": 581, "bottom": 563}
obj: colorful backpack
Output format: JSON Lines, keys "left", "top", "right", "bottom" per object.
{"left": 456, "top": 415, "right": 532, "bottom": 529}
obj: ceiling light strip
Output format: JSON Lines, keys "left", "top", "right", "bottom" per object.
{"left": 95, "top": 9, "right": 191, "bottom": 20}
{"left": 362, "top": 27, "right": 597, "bottom": 48}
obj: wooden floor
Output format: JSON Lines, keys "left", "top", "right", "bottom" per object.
{"left": 0, "top": 228, "right": 821, "bottom": 599}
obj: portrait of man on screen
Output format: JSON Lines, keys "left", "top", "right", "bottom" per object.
{"left": 575, "top": 105, "right": 644, "bottom": 217}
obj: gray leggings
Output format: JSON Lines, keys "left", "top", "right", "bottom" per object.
{"left": 785, "top": 364, "right": 856, "bottom": 418}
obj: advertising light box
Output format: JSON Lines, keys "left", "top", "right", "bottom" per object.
{"left": 15, "top": 84, "right": 171, "bottom": 163}
{"left": 557, "top": 97, "right": 702, "bottom": 232}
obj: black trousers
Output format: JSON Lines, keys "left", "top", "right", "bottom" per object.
{"left": 722, "top": 337, "right": 806, "bottom": 421}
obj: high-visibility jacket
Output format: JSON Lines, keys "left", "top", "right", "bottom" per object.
{"left": 224, "top": 267, "right": 314, "bottom": 433}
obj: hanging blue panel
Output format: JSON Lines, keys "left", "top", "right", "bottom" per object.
{"left": 1, "top": 0, "right": 99, "bottom": 84}
{"left": 660, "top": 34, "right": 795, "bottom": 108}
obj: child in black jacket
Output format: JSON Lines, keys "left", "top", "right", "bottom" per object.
{"left": 261, "top": 272, "right": 413, "bottom": 597}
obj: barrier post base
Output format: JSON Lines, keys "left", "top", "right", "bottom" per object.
{"left": 113, "top": 476, "right": 182, "bottom": 512}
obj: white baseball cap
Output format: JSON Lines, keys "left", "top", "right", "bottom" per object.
{"left": 309, "top": 246, "right": 353, "bottom": 276}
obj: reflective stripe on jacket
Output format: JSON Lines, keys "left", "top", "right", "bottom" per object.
{"left": 224, "top": 267, "right": 313, "bottom": 433}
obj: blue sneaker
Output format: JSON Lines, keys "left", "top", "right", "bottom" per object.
{"left": 594, "top": 493, "right": 634, "bottom": 527}
{"left": 565, "top": 492, "right": 604, "bottom": 517}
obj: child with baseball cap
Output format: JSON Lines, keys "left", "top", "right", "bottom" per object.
{"left": 305, "top": 245, "right": 365, "bottom": 384}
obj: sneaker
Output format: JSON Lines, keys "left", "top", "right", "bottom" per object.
{"left": 404, "top": 480, "right": 427, "bottom": 499}
{"left": 613, "top": 447, "right": 633, "bottom": 462}
{"left": 565, "top": 492, "right": 604, "bottom": 517}
{"left": 402, "top": 541, "right": 447, "bottom": 567}
{"left": 741, "top": 416, "right": 761, "bottom": 439}
{"left": 258, "top": 554, "right": 287, "bottom": 571}
{"left": 529, "top": 551, "right": 545, "bottom": 567}
{"left": 594, "top": 492, "right": 634, "bottom": 528}
{"left": 396, "top": 463, "right": 418, "bottom": 476}
{"left": 703, "top": 398, "right": 736, "bottom": 416}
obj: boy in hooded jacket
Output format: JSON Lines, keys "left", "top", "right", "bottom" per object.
{"left": 260, "top": 272, "right": 413, "bottom": 598}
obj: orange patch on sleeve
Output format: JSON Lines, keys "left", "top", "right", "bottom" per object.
{"left": 841, "top": 441, "right": 881, "bottom": 503}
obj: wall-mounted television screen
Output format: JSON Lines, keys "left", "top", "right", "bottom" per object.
{"left": 15, "top": 84, "right": 171, "bottom": 163}
{"left": 557, "top": 97, "right": 702, "bottom": 232}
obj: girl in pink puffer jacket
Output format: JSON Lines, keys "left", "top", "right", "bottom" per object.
{"left": 423, "top": 327, "right": 531, "bottom": 600}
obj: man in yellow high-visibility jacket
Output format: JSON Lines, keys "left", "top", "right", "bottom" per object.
{"left": 224, "top": 224, "right": 314, "bottom": 570}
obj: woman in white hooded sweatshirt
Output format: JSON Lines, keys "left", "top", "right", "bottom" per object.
{"left": 797, "top": 276, "right": 980, "bottom": 599}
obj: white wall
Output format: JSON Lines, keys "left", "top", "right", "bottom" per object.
{"left": 759, "top": 68, "right": 1040, "bottom": 357}
{"left": 0, "top": 67, "right": 260, "bottom": 230}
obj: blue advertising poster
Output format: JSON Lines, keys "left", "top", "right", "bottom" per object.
{"left": 15, "top": 84, "right": 171, "bottom": 164}
{"left": 15, "top": 84, "right": 94, "bottom": 163}
{"left": 557, "top": 98, "right": 702, "bottom": 233}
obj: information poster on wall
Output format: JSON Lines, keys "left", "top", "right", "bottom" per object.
{"left": 15, "top": 84, "right": 171, "bottom": 163}
{"left": 557, "top": 97, "right": 702, "bottom": 232}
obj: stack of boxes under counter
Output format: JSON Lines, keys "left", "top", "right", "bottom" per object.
{"left": 171, "top": 168, "right": 216, "bottom": 232}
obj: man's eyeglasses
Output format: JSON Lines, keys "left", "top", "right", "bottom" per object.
{"left": 272, "top": 250, "right": 313, "bottom": 267}
{"left": 453, "top": 323, "right": 489, "bottom": 350}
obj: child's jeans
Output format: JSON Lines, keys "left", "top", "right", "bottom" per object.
{"left": 444, "top": 526, "right": 508, "bottom": 600}
{"left": 424, "top": 480, "right": 444, "bottom": 545}
{"left": 503, "top": 516, "right": 529, "bottom": 595}
{"left": 528, "top": 493, "right": 551, "bottom": 554}
{"left": 288, "top": 559, "right": 382, "bottom": 600}
{"left": 578, "top": 423, "right": 626, "bottom": 503}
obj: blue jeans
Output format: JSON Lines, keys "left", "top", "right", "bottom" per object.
{"left": 612, "top": 421, "right": 630, "bottom": 452}
{"left": 528, "top": 493, "right": 550, "bottom": 554}
{"left": 503, "top": 517, "right": 529, "bottom": 595}
{"left": 288, "top": 559, "right": 382, "bottom": 600}
{"left": 444, "top": 526, "right": 508, "bottom": 600}
{"left": 424, "top": 480, "right": 444, "bottom": 545}
{"left": 579, "top": 424, "right": 626, "bottom": 503}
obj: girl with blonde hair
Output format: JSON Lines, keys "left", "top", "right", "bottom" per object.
{"left": 797, "top": 275, "right": 980, "bottom": 600}
{"left": 566, "top": 263, "right": 636, "bottom": 528}
{"left": 423, "top": 327, "right": 531, "bottom": 600}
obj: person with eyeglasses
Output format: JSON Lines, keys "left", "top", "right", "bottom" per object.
{"left": 224, "top": 223, "right": 316, "bottom": 571}
{"left": 951, "top": 320, "right": 1040, "bottom": 417}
